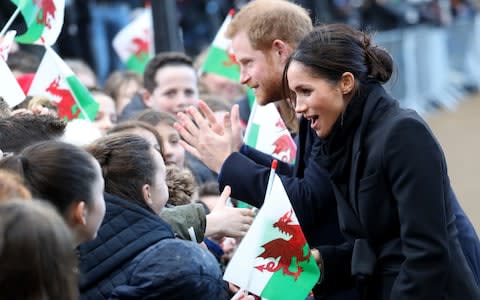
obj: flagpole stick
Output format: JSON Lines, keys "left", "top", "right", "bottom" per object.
{"left": 77, "top": 103, "right": 91, "bottom": 121}
{"left": 0, "top": 8, "right": 20, "bottom": 37}
{"left": 187, "top": 227, "right": 197, "bottom": 243}
{"left": 265, "top": 159, "right": 278, "bottom": 198}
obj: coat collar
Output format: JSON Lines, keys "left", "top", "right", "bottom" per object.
{"left": 348, "top": 84, "right": 387, "bottom": 215}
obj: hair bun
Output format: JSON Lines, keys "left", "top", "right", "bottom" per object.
{"left": 365, "top": 45, "right": 393, "bottom": 83}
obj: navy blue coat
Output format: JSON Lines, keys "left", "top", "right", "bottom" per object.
{"left": 218, "top": 117, "right": 344, "bottom": 248}
{"left": 315, "top": 84, "right": 479, "bottom": 299}
{"left": 78, "top": 193, "right": 229, "bottom": 300}
{"left": 218, "top": 98, "right": 479, "bottom": 299}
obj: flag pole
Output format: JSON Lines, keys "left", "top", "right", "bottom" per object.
{"left": 265, "top": 159, "right": 278, "bottom": 198}
{"left": 0, "top": 8, "right": 20, "bottom": 37}
{"left": 76, "top": 101, "right": 91, "bottom": 121}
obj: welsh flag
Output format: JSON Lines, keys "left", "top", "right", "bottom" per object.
{"left": 28, "top": 46, "right": 98, "bottom": 121}
{"left": 10, "top": 0, "right": 65, "bottom": 45}
{"left": 201, "top": 9, "right": 240, "bottom": 81}
{"left": 201, "top": 9, "right": 258, "bottom": 109}
{"left": 113, "top": 8, "right": 153, "bottom": 74}
{"left": 0, "top": 57, "right": 25, "bottom": 107}
{"left": 244, "top": 102, "right": 297, "bottom": 164}
{"left": 224, "top": 163, "right": 320, "bottom": 299}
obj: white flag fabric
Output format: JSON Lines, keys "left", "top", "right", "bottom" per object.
{"left": 244, "top": 102, "right": 297, "bottom": 164}
{"left": 224, "top": 174, "right": 320, "bottom": 299}
{"left": 0, "top": 57, "right": 25, "bottom": 107}
{"left": 112, "top": 8, "right": 153, "bottom": 73}
{"left": 28, "top": 46, "right": 98, "bottom": 121}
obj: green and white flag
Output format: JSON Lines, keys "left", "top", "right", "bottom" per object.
{"left": 28, "top": 46, "right": 98, "bottom": 121}
{"left": 201, "top": 9, "right": 240, "bottom": 81}
{"left": 0, "top": 57, "right": 25, "bottom": 107}
{"left": 112, "top": 8, "right": 153, "bottom": 74}
{"left": 201, "top": 9, "right": 259, "bottom": 109}
{"left": 244, "top": 102, "right": 297, "bottom": 164}
{"left": 10, "top": 0, "right": 65, "bottom": 45}
{"left": 224, "top": 171, "right": 320, "bottom": 300}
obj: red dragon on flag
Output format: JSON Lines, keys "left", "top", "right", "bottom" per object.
{"left": 46, "top": 76, "right": 80, "bottom": 120}
{"left": 130, "top": 29, "right": 150, "bottom": 62}
{"left": 255, "top": 209, "right": 311, "bottom": 281}
{"left": 272, "top": 135, "right": 297, "bottom": 163}
{"left": 271, "top": 117, "right": 296, "bottom": 163}
{"left": 223, "top": 47, "right": 239, "bottom": 67}
{"left": 34, "top": 0, "right": 57, "bottom": 29}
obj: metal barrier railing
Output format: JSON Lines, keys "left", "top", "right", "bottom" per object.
{"left": 373, "top": 14, "right": 479, "bottom": 115}
{"left": 465, "top": 15, "right": 480, "bottom": 89}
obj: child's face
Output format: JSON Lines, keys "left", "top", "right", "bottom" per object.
{"left": 147, "top": 65, "right": 198, "bottom": 114}
{"left": 155, "top": 122, "right": 185, "bottom": 167}
{"left": 93, "top": 94, "right": 117, "bottom": 134}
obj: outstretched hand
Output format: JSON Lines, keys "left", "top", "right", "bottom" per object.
{"left": 174, "top": 100, "right": 243, "bottom": 173}
{"left": 205, "top": 185, "right": 255, "bottom": 239}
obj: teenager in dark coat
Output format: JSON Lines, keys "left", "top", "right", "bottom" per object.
{"left": 79, "top": 133, "right": 229, "bottom": 300}
{"left": 285, "top": 24, "right": 480, "bottom": 299}
{"left": 79, "top": 192, "right": 227, "bottom": 300}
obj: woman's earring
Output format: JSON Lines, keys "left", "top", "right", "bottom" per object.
{"left": 340, "top": 111, "right": 345, "bottom": 127}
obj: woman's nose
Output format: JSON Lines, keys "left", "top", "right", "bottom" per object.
{"left": 295, "top": 98, "right": 306, "bottom": 114}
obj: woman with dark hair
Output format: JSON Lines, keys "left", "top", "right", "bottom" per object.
{"left": 283, "top": 24, "right": 480, "bottom": 299}
{"left": 79, "top": 133, "right": 229, "bottom": 299}
{"left": 0, "top": 141, "right": 105, "bottom": 245}
{"left": 0, "top": 200, "right": 78, "bottom": 300}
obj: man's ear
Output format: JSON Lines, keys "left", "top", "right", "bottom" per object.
{"left": 141, "top": 88, "right": 153, "bottom": 108}
{"left": 71, "top": 201, "right": 87, "bottom": 226}
{"left": 340, "top": 72, "right": 355, "bottom": 95}
{"left": 271, "top": 39, "right": 292, "bottom": 63}
{"left": 142, "top": 184, "right": 153, "bottom": 206}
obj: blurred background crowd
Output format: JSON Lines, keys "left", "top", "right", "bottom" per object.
{"left": 2, "top": 0, "right": 479, "bottom": 113}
